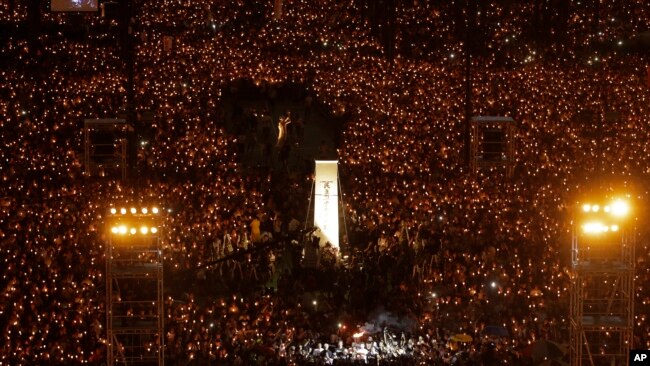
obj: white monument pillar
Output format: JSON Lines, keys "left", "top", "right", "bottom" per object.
{"left": 314, "top": 160, "right": 339, "bottom": 248}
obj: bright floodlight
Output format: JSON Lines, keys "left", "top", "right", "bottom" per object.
{"left": 610, "top": 224, "right": 619, "bottom": 232}
{"left": 152, "top": 207, "right": 159, "bottom": 214}
{"left": 583, "top": 222, "right": 606, "bottom": 234}
{"left": 591, "top": 204, "right": 600, "bottom": 212}
{"left": 130, "top": 227, "right": 137, "bottom": 235}
{"left": 141, "top": 207, "right": 148, "bottom": 214}
{"left": 610, "top": 200, "right": 629, "bottom": 217}
{"left": 110, "top": 207, "right": 117, "bottom": 215}
{"left": 140, "top": 226, "right": 149, "bottom": 234}
{"left": 150, "top": 227, "right": 158, "bottom": 234}
{"left": 582, "top": 222, "right": 599, "bottom": 233}
{"left": 111, "top": 226, "right": 119, "bottom": 234}
{"left": 582, "top": 204, "right": 591, "bottom": 212}
{"left": 120, "top": 207, "right": 127, "bottom": 215}
{"left": 130, "top": 207, "right": 137, "bottom": 214}
{"left": 118, "top": 225, "right": 127, "bottom": 234}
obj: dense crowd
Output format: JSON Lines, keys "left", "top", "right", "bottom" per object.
{"left": 1, "top": 0, "right": 650, "bottom": 365}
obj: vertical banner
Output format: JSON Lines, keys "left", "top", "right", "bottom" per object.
{"left": 314, "top": 160, "right": 339, "bottom": 248}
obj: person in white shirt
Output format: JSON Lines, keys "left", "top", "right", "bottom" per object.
{"left": 311, "top": 342, "right": 324, "bottom": 357}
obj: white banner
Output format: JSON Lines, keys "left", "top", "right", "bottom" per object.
{"left": 314, "top": 160, "right": 339, "bottom": 248}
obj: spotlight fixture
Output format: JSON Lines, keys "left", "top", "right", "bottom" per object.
{"left": 610, "top": 200, "right": 629, "bottom": 217}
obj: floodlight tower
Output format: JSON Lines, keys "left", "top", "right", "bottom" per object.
{"left": 570, "top": 197, "right": 634, "bottom": 366}
{"left": 84, "top": 119, "right": 128, "bottom": 180}
{"left": 106, "top": 205, "right": 164, "bottom": 366}
{"left": 470, "top": 116, "right": 516, "bottom": 177}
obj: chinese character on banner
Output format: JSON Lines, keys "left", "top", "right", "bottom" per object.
{"left": 314, "top": 161, "right": 339, "bottom": 248}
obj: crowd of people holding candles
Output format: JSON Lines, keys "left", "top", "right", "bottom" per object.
{"left": 1, "top": 0, "right": 650, "bottom": 364}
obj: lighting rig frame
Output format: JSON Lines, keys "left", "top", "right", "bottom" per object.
{"left": 470, "top": 116, "right": 516, "bottom": 178}
{"left": 570, "top": 197, "right": 634, "bottom": 366}
{"left": 106, "top": 205, "right": 164, "bottom": 366}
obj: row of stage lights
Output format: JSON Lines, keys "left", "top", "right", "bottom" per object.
{"left": 109, "top": 206, "right": 160, "bottom": 215}
{"left": 109, "top": 205, "right": 161, "bottom": 236}
{"left": 582, "top": 223, "right": 619, "bottom": 234}
{"left": 110, "top": 225, "right": 159, "bottom": 236}
{"left": 580, "top": 198, "right": 630, "bottom": 235}
{"left": 581, "top": 199, "right": 629, "bottom": 217}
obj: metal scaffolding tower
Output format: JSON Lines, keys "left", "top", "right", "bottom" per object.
{"left": 470, "top": 116, "right": 516, "bottom": 177}
{"left": 570, "top": 200, "right": 634, "bottom": 366}
{"left": 84, "top": 119, "right": 128, "bottom": 180}
{"left": 106, "top": 207, "right": 164, "bottom": 366}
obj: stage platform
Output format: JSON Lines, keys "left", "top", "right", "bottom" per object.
{"left": 579, "top": 315, "right": 628, "bottom": 329}
{"left": 572, "top": 260, "right": 632, "bottom": 273}
{"left": 110, "top": 263, "right": 161, "bottom": 278}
